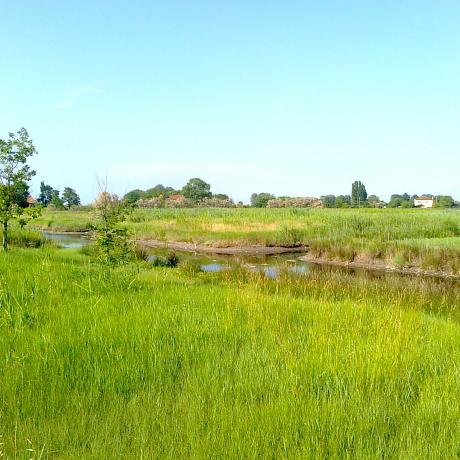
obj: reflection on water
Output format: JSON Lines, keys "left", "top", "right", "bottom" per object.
{"left": 43, "top": 232, "right": 460, "bottom": 286}
{"left": 43, "top": 232, "right": 91, "bottom": 249}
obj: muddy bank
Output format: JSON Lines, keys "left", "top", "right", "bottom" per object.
{"left": 299, "top": 254, "right": 460, "bottom": 280}
{"left": 139, "top": 239, "right": 309, "bottom": 255}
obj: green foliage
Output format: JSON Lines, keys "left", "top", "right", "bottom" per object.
{"left": 250, "top": 192, "right": 275, "bottom": 208}
{"left": 150, "top": 252, "right": 179, "bottom": 267}
{"left": 388, "top": 193, "right": 414, "bottom": 208}
{"left": 321, "top": 195, "right": 352, "bottom": 208}
{"left": 351, "top": 180, "right": 368, "bottom": 207}
{"left": 181, "top": 177, "right": 212, "bottom": 203}
{"left": 1, "top": 249, "right": 460, "bottom": 457}
{"left": 145, "top": 184, "right": 177, "bottom": 198}
{"left": 0, "top": 128, "right": 40, "bottom": 250}
{"left": 91, "top": 192, "right": 137, "bottom": 265}
{"left": 50, "top": 191, "right": 64, "bottom": 209}
{"left": 435, "top": 195, "right": 455, "bottom": 208}
{"left": 124, "top": 188, "right": 146, "bottom": 203}
{"left": 37, "top": 181, "right": 59, "bottom": 206}
{"left": 62, "top": 187, "right": 81, "bottom": 209}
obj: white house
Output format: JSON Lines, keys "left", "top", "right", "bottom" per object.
{"left": 414, "top": 196, "right": 434, "bottom": 208}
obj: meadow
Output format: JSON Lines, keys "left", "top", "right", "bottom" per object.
{"left": 35, "top": 207, "right": 460, "bottom": 273}
{"left": 1, "top": 243, "right": 460, "bottom": 458}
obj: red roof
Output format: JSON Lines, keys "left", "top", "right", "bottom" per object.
{"left": 26, "top": 196, "right": 37, "bottom": 204}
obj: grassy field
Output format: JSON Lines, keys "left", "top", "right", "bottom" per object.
{"left": 1, "top": 246, "right": 460, "bottom": 458}
{"left": 34, "top": 208, "right": 460, "bottom": 273}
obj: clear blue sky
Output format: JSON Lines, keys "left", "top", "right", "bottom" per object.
{"left": 1, "top": 1, "right": 459, "bottom": 203}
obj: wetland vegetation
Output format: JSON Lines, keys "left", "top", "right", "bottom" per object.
{"left": 1, "top": 243, "right": 460, "bottom": 458}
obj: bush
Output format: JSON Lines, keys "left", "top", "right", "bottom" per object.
{"left": 150, "top": 252, "right": 179, "bottom": 267}
{"left": 9, "top": 228, "right": 46, "bottom": 248}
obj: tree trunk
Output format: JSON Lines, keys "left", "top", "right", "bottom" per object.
{"left": 2, "top": 221, "right": 8, "bottom": 251}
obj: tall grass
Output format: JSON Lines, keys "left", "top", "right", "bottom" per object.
{"left": 34, "top": 208, "right": 460, "bottom": 272}
{"left": 0, "top": 248, "right": 459, "bottom": 458}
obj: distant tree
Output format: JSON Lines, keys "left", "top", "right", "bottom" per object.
{"left": 250, "top": 193, "right": 275, "bottom": 208}
{"left": 0, "top": 128, "right": 40, "bottom": 250}
{"left": 145, "top": 184, "right": 177, "bottom": 199}
{"left": 321, "top": 195, "right": 337, "bottom": 208}
{"left": 12, "top": 180, "right": 30, "bottom": 208}
{"left": 435, "top": 196, "right": 455, "bottom": 208}
{"left": 388, "top": 193, "right": 413, "bottom": 208}
{"left": 50, "top": 191, "right": 64, "bottom": 209}
{"left": 124, "top": 189, "right": 146, "bottom": 203}
{"left": 38, "top": 181, "right": 59, "bottom": 206}
{"left": 62, "top": 187, "right": 81, "bottom": 209}
{"left": 351, "top": 181, "right": 368, "bottom": 207}
{"left": 182, "top": 178, "right": 212, "bottom": 203}
{"left": 336, "top": 194, "right": 351, "bottom": 208}
{"left": 214, "top": 193, "right": 230, "bottom": 200}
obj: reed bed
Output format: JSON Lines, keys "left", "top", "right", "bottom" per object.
{"left": 34, "top": 208, "right": 460, "bottom": 272}
{"left": 0, "top": 248, "right": 459, "bottom": 458}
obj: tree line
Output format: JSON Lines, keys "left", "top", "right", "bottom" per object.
{"left": 321, "top": 181, "right": 457, "bottom": 208}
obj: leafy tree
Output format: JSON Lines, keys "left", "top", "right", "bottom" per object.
{"left": 435, "top": 195, "right": 455, "bottom": 208}
{"left": 181, "top": 178, "right": 212, "bottom": 203}
{"left": 214, "top": 193, "right": 230, "bottom": 200}
{"left": 336, "top": 194, "right": 351, "bottom": 208}
{"left": 124, "top": 189, "right": 146, "bottom": 203}
{"left": 321, "top": 195, "right": 337, "bottom": 208}
{"left": 145, "top": 184, "right": 177, "bottom": 199}
{"left": 0, "top": 128, "right": 40, "bottom": 250}
{"left": 38, "top": 181, "right": 58, "bottom": 206}
{"left": 92, "top": 191, "right": 135, "bottom": 265}
{"left": 351, "top": 181, "right": 368, "bottom": 207}
{"left": 250, "top": 193, "right": 275, "bottom": 208}
{"left": 50, "top": 191, "right": 64, "bottom": 209}
{"left": 13, "top": 180, "right": 30, "bottom": 208}
{"left": 388, "top": 194, "right": 413, "bottom": 208}
{"left": 62, "top": 187, "right": 81, "bottom": 209}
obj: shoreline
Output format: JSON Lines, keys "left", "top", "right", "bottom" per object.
{"left": 299, "top": 254, "right": 460, "bottom": 280}
{"left": 139, "top": 239, "right": 309, "bottom": 255}
{"left": 40, "top": 230, "right": 460, "bottom": 279}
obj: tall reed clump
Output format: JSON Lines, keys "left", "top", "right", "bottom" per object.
{"left": 8, "top": 226, "right": 45, "bottom": 248}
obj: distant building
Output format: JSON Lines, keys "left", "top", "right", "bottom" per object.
{"left": 168, "top": 194, "right": 185, "bottom": 202}
{"left": 26, "top": 196, "right": 37, "bottom": 207}
{"left": 414, "top": 196, "right": 434, "bottom": 208}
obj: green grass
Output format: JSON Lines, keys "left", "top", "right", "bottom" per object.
{"left": 33, "top": 208, "right": 460, "bottom": 273}
{"left": 1, "top": 248, "right": 459, "bottom": 458}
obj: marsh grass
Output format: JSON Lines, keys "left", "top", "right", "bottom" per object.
{"left": 8, "top": 226, "right": 46, "bottom": 248}
{"left": 0, "top": 248, "right": 459, "bottom": 458}
{"left": 34, "top": 208, "right": 460, "bottom": 272}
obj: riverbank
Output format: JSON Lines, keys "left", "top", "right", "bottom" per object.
{"left": 33, "top": 207, "right": 460, "bottom": 275}
{"left": 139, "top": 238, "right": 308, "bottom": 255}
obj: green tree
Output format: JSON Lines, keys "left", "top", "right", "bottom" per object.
{"left": 434, "top": 196, "right": 454, "bottom": 208}
{"left": 388, "top": 194, "right": 413, "bottom": 208}
{"left": 0, "top": 128, "right": 40, "bottom": 250}
{"left": 181, "top": 178, "right": 212, "bottom": 203}
{"left": 38, "top": 181, "right": 58, "bottom": 206}
{"left": 92, "top": 191, "right": 135, "bottom": 265}
{"left": 13, "top": 180, "right": 30, "bottom": 208}
{"left": 351, "top": 181, "right": 368, "bottom": 207}
{"left": 62, "top": 187, "right": 81, "bottom": 209}
{"left": 321, "top": 195, "right": 337, "bottom": 208}
{"left": 250, "top": 193, "right": 275, "bottom": 208}
{"left": 124, "top": 189, "right": 146, "bottom": 203}
{"left": 145, "top": 184, "right": 177, "bottom": 199}
{"left": 50, "top": 191, "right": 64, "bottom": 209}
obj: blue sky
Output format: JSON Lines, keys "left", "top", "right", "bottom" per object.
{"left": 1, "top": 1, "right": 459, "bottom": 203}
